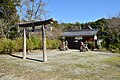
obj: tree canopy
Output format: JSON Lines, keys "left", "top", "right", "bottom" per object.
{"left": 0, "top": 0, "right": 19, "bottom": 39}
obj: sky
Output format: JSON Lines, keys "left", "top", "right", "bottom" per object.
{"left": 45, "top": 0, "right": 120, "bottom": 23}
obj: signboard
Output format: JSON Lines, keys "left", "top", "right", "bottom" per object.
{"left": 75, "top": 36, "right": 83, "bottom": 40}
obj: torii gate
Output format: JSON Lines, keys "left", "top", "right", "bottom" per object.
{"left": 19, "top": 18, "right": 54, "bottom": 62}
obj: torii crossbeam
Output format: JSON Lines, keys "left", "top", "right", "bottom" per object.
{"left": 19, "top": 18, "right": 54, "bottom": 62}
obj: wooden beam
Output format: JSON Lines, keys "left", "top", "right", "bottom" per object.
{"left": 26, "top": 28, "right": 42, "bottom": 32}
{"left": 19, "top": 18, "right": 54, "bottom": 27}
{"left": 25, "top": 27, "right": 52, "bottom": 33}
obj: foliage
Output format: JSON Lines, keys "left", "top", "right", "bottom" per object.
{"left": 0, "top": 37, "right": 61, "bottom": 54}
{"left": 0, "top": 38, "right": 13, "bottom": 54}
{"left": 0, "top": 0, "right": 19, "bottom": 39}
{"left": 51, "top": 39, "right": 61, "bottom": 49}
{"left": 31, "top": 36, "right": 42, "bottom": 49}
{"left": 13, "top": 38, "right": 23, "bottom": 52}
{"left": 79, "top": 17, "right": 120, "bottom": 53}
{"left": 109, "top": 43, "right": 120, "bottom": 53}
{"left": 99, "top": 18, "right": 120, "bottom": 52}
{"left": 26, "top": 38, "right": 34, "bottom": 50}
{"left": 87, "top": 41, "right": 95, "bottom": 50}
{"left": 63, "top": 22, "right": 81, "bottom": 31}
{"left": 46, "top": 39, "right": 52, "bottom": 49}
{"left": 0, "top": 38, "right": 23, "bottom": 54}
{"left": 101, "top": 40, "right": 106, "bottom": 48}
{"left": 46, "top": 39, "right": 61, "bottom": 49}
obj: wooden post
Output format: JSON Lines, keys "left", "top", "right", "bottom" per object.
{"left": 42, "top": 25, "right": 47, "bottom": 62}
{"left": 94, "top": 35, "right": 97, "bottom": 50}
{"left": 23, "top": 27, "right": 26, "bottom": 59}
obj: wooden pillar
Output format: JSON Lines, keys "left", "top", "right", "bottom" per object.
{"left": 23, "top": 27, "right": 26, "bottom": 59}
{"left": 42, "top": 25, "right": 47, "bottom": 62}
{"left": 94, "top": 35, "right": 97, "bottom": 50}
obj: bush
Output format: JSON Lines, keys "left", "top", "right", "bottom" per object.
{"left": 0, "top": 38, "right": 13, "bottom": 54}
{"left": 26, "top": 38, "right": 34, "bottom": 50}
{"left": 101, "top": 41, "right": 106, "bottom": 48}
{"left": 46, "top": 39, "right": 61, "bottom": 49}
{"left": 31, "top": 36, "right": 42, "bottom": 49}
{"left": 46, "top": 39, "right": 52, "bottom": 49}
{"left": 0, "top": 37, "right": 61, "bottom": 54}
{"left": 109, "top": 43, "right": 120, "bottom": 53}
{"left": 113, "top": 43, "right": 120, "bottom": 49}
{"left": 51, "top": 40, "right": 61, "bottom": 49}
{"left": 87, "top": 41, "right": 95, "bottom": 50}
{"left": 38, "top": 38, "right": 42, "bottom": 49}
{"left": 13, "top": 38, "right": 23, "bottom": 52}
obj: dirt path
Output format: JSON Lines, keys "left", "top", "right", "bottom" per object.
{"left": 0, "top": 49, "right": 120, "bottom": 80}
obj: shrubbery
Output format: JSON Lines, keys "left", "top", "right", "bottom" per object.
{"left": 13, "top": 38, "right": 23, "bottom": 52}
{"left": 0, "top": 38, "right": 22, "bottom": 54}
{"left": 87, "top": 41, "right": 95, "bottom": 50}
{"left": 109, "top": 43, "right": 120, "bottom": 53}
{"left": 0, "top": 37, "right": 60, "bottom": 54}
{"left": 46, "top": 39, "right": 61, "bottom": 49}
{"left": 0, "top": 38, "right": 12, "bottom": 54}
{"left": 31, "top": 36, "right": 42, "bottom": 49}
{"left": 101, "top": 40, "right": 120, "bottom": 53}
{"left": 26, "top": 38, "right": 34, "bottom": 50}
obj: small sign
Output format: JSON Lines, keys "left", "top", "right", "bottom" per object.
{"left": 75, "top": 36, "right": 83, "bottom": 40}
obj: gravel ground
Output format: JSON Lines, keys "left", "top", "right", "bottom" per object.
{"left": 0, "top": 49, "right": 120, "bottom": 80}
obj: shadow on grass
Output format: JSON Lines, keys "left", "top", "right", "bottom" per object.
{"left": 9, "top": 54, "right": 43, "bottom": 62}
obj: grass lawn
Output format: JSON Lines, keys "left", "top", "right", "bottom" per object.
{"left": 0, "top": 49, "right": 120, "bottom": 80}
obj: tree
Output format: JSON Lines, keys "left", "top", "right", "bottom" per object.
{"left": 105, "top": 17, "right": 120, "bottom": 43}
{"left": 0, "top": 0, "right": 19, "bottom": 39}
{"left": 73, "top": 22, "right": 81, "bottom": 30}
{"left": 19, "top": 0, "right": 48, "bottom": 22}
{"left": 65, "top": 23, "right": 74, "bottom": 30}
{"left": 96, "top": 17, "right": 120, "bottom": 50}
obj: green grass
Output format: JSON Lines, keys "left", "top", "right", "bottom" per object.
{"left": 75, "top": 64, "right": 93, "bottom": 69}
{"left": 103, "top": 56, "right": 120, "bottom": 67}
